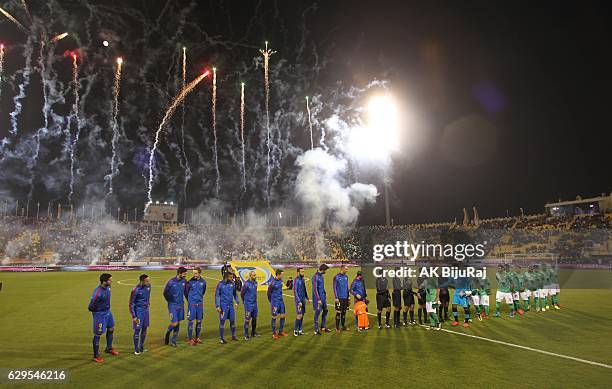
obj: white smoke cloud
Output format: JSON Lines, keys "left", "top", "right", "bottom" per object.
{"left": 294, "top": 148, "right": 378, "bottom": 228}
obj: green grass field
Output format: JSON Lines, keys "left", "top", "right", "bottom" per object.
{"left": 1, "top": 268, "right": 611, "bottom": 388}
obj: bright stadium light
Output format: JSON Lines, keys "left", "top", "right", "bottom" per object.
{"left": 347, "top": 94, "right": 399, "bottom": 161}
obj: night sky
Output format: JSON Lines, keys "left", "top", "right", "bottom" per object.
{"left": 0, "top": 1, "right": 610, "bottom": 225}
{"left": 311, "top": 1, "right": 611, "bottom": 224}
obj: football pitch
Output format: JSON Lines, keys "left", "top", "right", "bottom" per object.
{"left": 0, "top": 268, "right": 611, "bottom": 388}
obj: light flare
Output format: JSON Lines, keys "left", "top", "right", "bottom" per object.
{"left": 259, "top": 41, "right": 276, "bottom": 206}
{"left": 107, "top": 57, "right": 123, "bottom": 194}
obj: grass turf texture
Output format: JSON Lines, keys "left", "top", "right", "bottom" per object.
{"left": 0, "top": 268, "right": 611, "bottom": 388}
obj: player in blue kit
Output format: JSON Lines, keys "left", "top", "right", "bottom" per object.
{"left": 451, "top": 272, "right": 472, "bottom": 328}
{"left": 313, "top": 264, "right": 331, "bottom": 334}
{"left": 333, "top": 265, "right": 350, "bottom": 331}
{"left": 268, "top": 269, "right": 287, "bottom": 339}
{"left": 88, "top": 273, "right": 119, "bottom": 363}
{"left": 129, "top": 274, "right": 151, "bottom": 355}
{"left": 185, "top": 267, "right": 206, "bottom": 345}
{"left": 241, "top": 270, "right": 259, "bottom": 340}
{"left": 293, "top": 267, "right": 310, "bottom": 336}
{"left": 163, "top": 267, "right": 187, "bottom": 346}
{"left": 215, "top": 270, "right": 240, "bottom": 343}
{"left": 350, "top": 271, "right": 368, "bottom": 330}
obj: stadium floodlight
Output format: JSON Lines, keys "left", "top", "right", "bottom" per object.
{"left": 347, "top": 94, "right": 399, "bottom": 162}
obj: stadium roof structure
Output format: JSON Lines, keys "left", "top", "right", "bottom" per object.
{"left": 545, "top": 194, "right": 612, "bottom": 216}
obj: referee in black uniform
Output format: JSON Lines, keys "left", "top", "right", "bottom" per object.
{"left": 402, "top": 274, "right": 416, "bottom": 325}
{"left": 391, "top": 269, "right": 403, "bottom": 328}
{"left": 376, "top": 274, "right": 392, "bottom": 329}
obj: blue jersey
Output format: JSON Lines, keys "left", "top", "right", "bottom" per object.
{"left": 312, "top": 271, "right": 326, "bottom": 303}
{"left": 267, "top": 278, "right": 284, "bottom": 304}
{"left": 215, "top": 280, "right": 238, "bottom": 308}
{"left": 455, "top": 276, "right": 471, "bottom": 290}
{"left": 163, "top": 276, "right": 186, "bottom": 305}
{"left": 333, "top": 273, "right": 349, "bottom": 299}
{"left": 88, "top": 284, "right": 111, "bottom": 313}
{"left": 185, "top": 277, "right": 207, "bottom": 306}
{"left": 241, "top": 279, "right": 258, "bottom": 307}
{"left": 129, "top": 284, "right": 150, "bottom": 318}
{"left": 350, "top": 277, "right": 366, "bottom": 299}
{"left": 293, "top": 275, "right": 308, "bottom": 304}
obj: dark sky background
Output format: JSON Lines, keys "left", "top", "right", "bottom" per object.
{"left": 308, "top": 0, "right": 611, "bottom": 224}
{"left": 0, "top": 1, "right": 610, "bottom": 225}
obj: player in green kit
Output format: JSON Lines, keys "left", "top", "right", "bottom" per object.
{"left": 470, "top": 278, "right": 483, "bottom": 321}
{"left": 478, "top": 276, "right": 491, "bottom": 318}
{"left": 533, "top": 264, "right": 547, "bottom": 312}
{"left": 543, "top": 263, "right": 560, "bottom": 310}
{"left": 424, "top": 277, "right": 441, "bottom": 330}
{"left": 512, "top": 265, "right": 525, "bottom": 315}
{"left": 495, "top": 264, "right": 515, "bottom": 317}
{"left": 548, "top": 263, "right": 561, "bottom": 309}
{"left": 521, "top": 265, "right": 537, "bottom": 312}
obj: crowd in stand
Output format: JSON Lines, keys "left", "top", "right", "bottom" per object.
{"left": 0, "top": 211, "right": 610, "bottom": 265}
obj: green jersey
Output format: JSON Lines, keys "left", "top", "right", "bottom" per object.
{"left": 496, "top": 271, "right": 512, "bottom": 293}
{"left": 515, "top": 272, "right": 525, "bottom": 291}
{"left": 534, "top": 271, "right": 545, "bottom": 288}
{"left": 425, "top": 278, "right": 438, "bottom": 302}
{"left": 479, "top": 278, "right": 491, "bottom": 296}
{"left": 523, "top": 271, "right": 537, "bottom": 290}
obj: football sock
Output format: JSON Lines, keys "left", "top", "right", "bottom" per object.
{"left": 385, "top": 311, "right": 390, "bottom": 325}
{"left": 336, "top": 312, "right": 341, "bottom": 329}
{"left": 377, "top": 312, "right": 382, "bottom": 326}
{"left": 403, "top": 311, "right": 408, "bottom": 322}
{"left": 230, "top": 321, "right": 236, "bottom": 337}
{"left": 484, "top": 305, "right": 490, "bottom": 315}
{"left": 219, "top": 322, "right": 225, "bottom": 340}
{"left": 410, "top": 309, "right": 415, "bottom": 321}
{"left": 279, "top": 318, "right": 285, "bottom": 333}
{"left": 495, "top": 301, "right": 501, "bottom": 313}
{"left": 508, "top": 304, "right": 515, "bottom": 314}
{"left": 93, "top": 335, "right": 100, "bottom": 357}
{"left": 171, "top": 324, "right": 179, "bottom": 343}
{"left": 552, "top": 295, "right": 558, "bottom": 305}
{"left": 105, "top": 329, "right": 114, "bottom": 350}
{"left": 245, "top": 321, "right": 251, "bottom": 337}
{"left": 429, "top": 312, "right": 439, "bottom": 326}
{"left": 271, "top": 318, "right": 277, "bottom": 334}
{"left": 355, "top": 315, "right": 359, "bottom": 328}
{"left": 321, "top": 309, "right": 328, "bottom": 328}
{"left": 133, "top": 328, "right": 141, "bottom": 351}
{"left": 251, "top": 317, "right": 257, "bottom": 335}
{"left": 341, "top": 311, "right": 346, "bottom": 327}
{"left": 314, "top": 310, "right": 321, "bottom": 331}
{"left": 140, "top": 328, "right": 147, "bottom": 349}
{"left": 463, "top": 307, "right": 470, "bottom": 323}
{"left": 452, "top": 306, "right": 459, "bottom": 321}
{"left": 187, "top": 321, "right": 194, "bottom": 340}
{"left": 195, "top": 321, "right": 202, "bottom": 338}
{"left": 417, "top": 308, "right": 422, "bottom": 322}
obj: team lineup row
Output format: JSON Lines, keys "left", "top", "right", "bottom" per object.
{"left": 86, "top": 263, "right": 561, "bottom": 362}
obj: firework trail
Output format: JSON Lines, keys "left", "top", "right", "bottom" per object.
{"left": 68, "top": 53, "right": 81, "bottom": 204}
{"left": 9, "top": 34, "right": 34, "bottom": 136}
{"left": 259, "top": 41, "right": 276, "bottom": 206}
{"left": 21, "top": 1, "right": 31, "bottom": 21}
{"left": 107, "top": 57, "right": 123, "bottom": 194}
{"left": 147, "top": 71, "right": 210, "bottom": 207}
{"left": 0, "top": 44, "right": 4, "bottom": 102}
{"left": 180, "top": 46, "right": 191, "bottom": 199}
{"left": 50, "top": 32, "right": 68, "bottom": 43}
{"left": 240, "top": 82, "right": 246, "bottom": 192}
{"left": 28, "top": 35, "right": 49, "bottom": 201}
{"left": 212, "top": 67, "right": 220, "bottom": 198}
{"left": 306, "top": 96, "right": 314, "bottom": 150}
{"left": 0, "top": 7, "right": 28, "bottom": 34}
